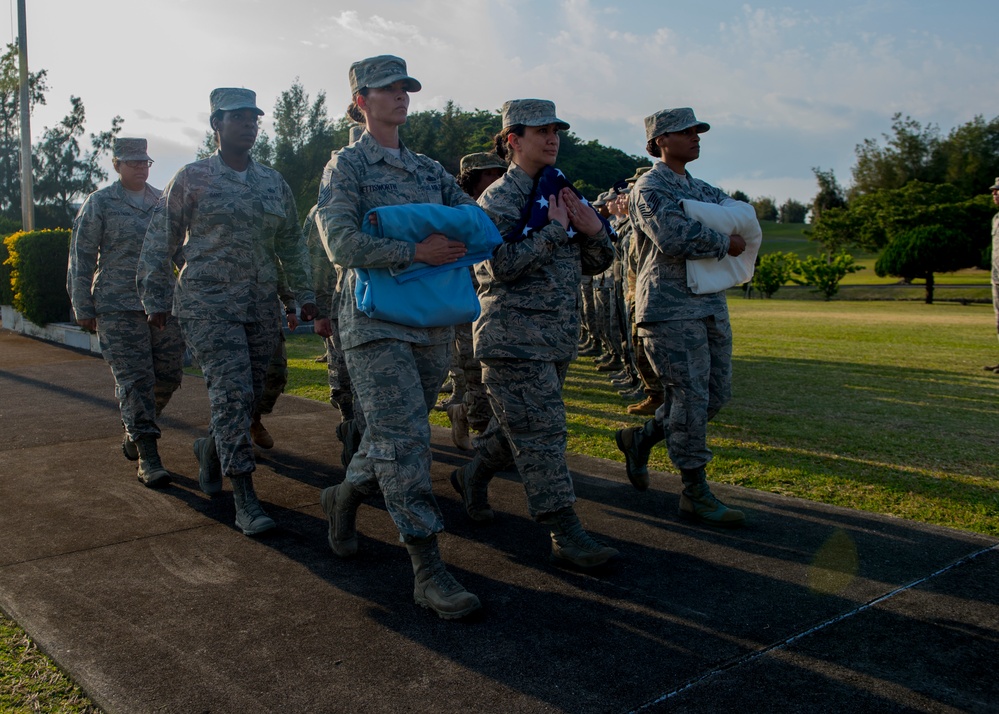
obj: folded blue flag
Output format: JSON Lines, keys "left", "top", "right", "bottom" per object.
{"left": 362, "top": 203, "right": 502, "bottom": 282}
{"left": 354, "top": 203, "right": 500, "bottom": 327}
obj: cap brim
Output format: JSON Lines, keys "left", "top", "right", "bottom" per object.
{"left": 216, "top": 105, "right": 265, "bottom": 116}
{"left": 369, "top": 74, "right": 422, "bottom": 92}
{"left": 519, "top": 118, "right": 570, "bottom": 131}
{"left": 118, "top": 154, "right": 151, "bottom": 162}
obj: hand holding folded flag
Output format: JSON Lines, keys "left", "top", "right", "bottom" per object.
{"left": 503, "top": 166, "right": 615, "bottom": 243}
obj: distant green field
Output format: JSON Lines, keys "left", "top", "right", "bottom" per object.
{"left": 758, "top": 221, "right": 825, "bottom": 259}
{"left": 756, "top": 221, "right": 991, "bottom": 290}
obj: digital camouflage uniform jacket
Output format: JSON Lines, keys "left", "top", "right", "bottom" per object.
{"left": 629, "top": 162, "right": 732, "bottom": 324}
{"left": 303, "top": 204, "right": 336, "bottom": 321}
{"left": 473, "top": 164, "right": 614, "bottom": 361}
{"left": 68, "top": 181, "right": 163, "bottom": 320}
{"left": 315, "top": 131, "right": 476, "bottom": 350}
{"left": 138, "top": 152, "right": 315, "bottom": 322}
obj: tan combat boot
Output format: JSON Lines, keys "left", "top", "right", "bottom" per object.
{"left": 615, "top": 417, "right": 666, "bottom": 491}
{"left": 250, "top": 415, "right": 274, "bottom": 449}
{"left": 135, "top": 436, "right": 170, "bottom": 488}
{"left": 193, "top": 435, "right": 223, "bottom": 496}
{"left": 678, "top": 467, "right": 745, "bottom": 528}
{"left": 231, "top": 473, "right": 276, "bottom": 536}
{"left": 406, "top": 535, "right": 481, "bottom": 620}
{"left": 320, "top": 481, "right": 367, "bottom": 557}
{"left": 626, "top": 393, "right": 664, "bottom": 416}
{"left": 449, "top": 455, "right": 494, "bottom": 522}
{"left": 446, "top": 402, "right": 472, "bottom": 451}
{"left": 121, "top": 424, "right": 138, "bottom": 461}
{"left": 540, "top": 507, "right": 619, "bottom": 569}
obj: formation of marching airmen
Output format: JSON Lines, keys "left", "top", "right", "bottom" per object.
{"left": 67, "top": 54, "right": 755, "bottom": 620}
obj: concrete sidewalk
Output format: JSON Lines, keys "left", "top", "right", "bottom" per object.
{"left": 0, "top": 329, "right": 996, "bottom": 713}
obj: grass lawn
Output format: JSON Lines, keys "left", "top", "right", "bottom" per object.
{"left": 0, "top": 611, "right": 99, "bottom": 713}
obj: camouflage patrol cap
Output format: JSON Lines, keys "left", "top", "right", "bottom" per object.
{"left": 592, "top": 191, "right": 611, "bottom": 208}
{"left": 459, "top": 152, "right": 507, "bottom": 174}
{"left": 644, "top": 107, "right": 710, "bottom": 142}
{"left": 626, "top": 165, "right": 652, "bottom": 183}
{"left": 349, "top": 55, "right": 422, "bottom": 96}
{"left": 501, "top": 99, "right": 570, "bottom": 131}
{"left": 113, "top": 137, "right": 151, "bottom": 162}
{"left": 209, "top": 88, "right": 264, "bottom": 116}
{"left": 990, "top": 177, "right": 999, "bottom": 191}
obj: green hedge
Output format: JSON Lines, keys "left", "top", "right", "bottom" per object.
{"left": 0, "top": 216, "right": 20, "bottom": 304}
{"left": 4, "top": 229, "right": 72, "bottom": 326}
{"left": 0, "top": 236, "right": 11, "bottom": 305}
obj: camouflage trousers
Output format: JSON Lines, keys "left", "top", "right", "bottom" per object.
{"left": 477, "top": 359, "right": 575, "bottom": 518}
{"left": 181, "top": 314, "right": 281, "bottom": 477}
{"left": 593, "top": 284, "right": 617, "bottom": 356}
{"left": 343, "top": 338, "right": 451, "bottom": 540}
{"left": 449, "top": 321, "right": 489, "bottom": 431}
{"left": 580, "top": 275, "right": 596, "bottom": 344}
{"left": 256, "top": 332, "right": 287, "bottom": 417}
{"left": 639, "top": 312, "right": 732, "bottom": 470}
{"left": 992, "top": 282, "right": 998, "bottom": 337}
{"left": 612, "top": 277, "right": 632, "bottom": 363}
{"left": 445, "top": 322, "right": 472, "bottom": 401}
{"left": 630, "top": 296, "right": 663, "bottom": 397}
{"left": 97, "top": 310, "right": 184, "bottom": 440}
{"left": 325, "top": 319, "right": 356, "bottom": 420}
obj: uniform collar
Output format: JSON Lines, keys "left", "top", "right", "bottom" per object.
{"left": 652, "top": 160, "right": 692, "bottom": 184}
{"left": 356, "top": 131, "right": 418, "bottom": 172}
{"left": 209, "top": 151, "right": 258, "bottom": 181}
{"left": 506, "top": 163, "right": 536, "bottom": 194}
{"left": 109, "top": 180, "right": 156, "bottom": 208}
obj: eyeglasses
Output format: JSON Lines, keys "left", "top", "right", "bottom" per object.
{"left": 122, "top": 160, "right": 153, "bottom": 168}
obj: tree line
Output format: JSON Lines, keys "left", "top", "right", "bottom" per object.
{"left": 0, "top": 44, "right": 122, "bottom": 230}
{"left": 807, "top": 112, "right": 998, "bottom": 302}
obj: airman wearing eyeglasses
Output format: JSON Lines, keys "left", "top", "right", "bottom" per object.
{"left": 67, "top": 137, "right": 185, "bottom": 488}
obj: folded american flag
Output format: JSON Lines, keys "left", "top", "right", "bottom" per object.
{"left": 503, "top": 166, "right": 615, "bottom": 243}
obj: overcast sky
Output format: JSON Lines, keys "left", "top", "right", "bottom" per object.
{"left": 5, "top": 0, "right": 998, "bottom": 204}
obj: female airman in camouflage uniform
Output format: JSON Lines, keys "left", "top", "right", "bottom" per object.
{"left": 315, "top": 55, "right": 481, "bottom": 620}
{"left": 450, "top": 99, "right": 619, "bottom": 569}
{"left": 139, "top": 88, "right": 317, "bottom": 536}
{"left": 615, "top": 107, "right": 746, "bottom": 528}
{"left": 68, "top": 138, "right": 184, "bottom": 488}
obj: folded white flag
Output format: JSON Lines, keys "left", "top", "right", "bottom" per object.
{"left": 681, "top": 198, "right": 763, "bottom": 294}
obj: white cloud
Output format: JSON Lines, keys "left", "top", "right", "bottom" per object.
{"left": 323, "top": 11, "right": 446, "bottom": 49}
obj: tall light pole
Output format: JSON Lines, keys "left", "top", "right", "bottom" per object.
{"left": 17, "top": 0, "right": 34, "bottom": 231}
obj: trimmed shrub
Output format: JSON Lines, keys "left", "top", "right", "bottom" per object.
{"left": 5, "top": 229, "right": 72, "bottom": 326}
{"left": 0, "top": 237, "right": 11, "bottom": 305}
{"left": 791, "top": 252, "right": 864, "bottom": 301}
{"left": 0, "top": 217, "right": 20, "bottom": 304}
{"left": 752, "top": 251, "right": 799, "bottom": 298}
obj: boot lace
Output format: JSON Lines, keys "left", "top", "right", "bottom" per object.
{"left": 555, "top": 512, "right": 605, "bottom": 553}
{"left": 417, "top": 543, "right": 463, "bottom": 596}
